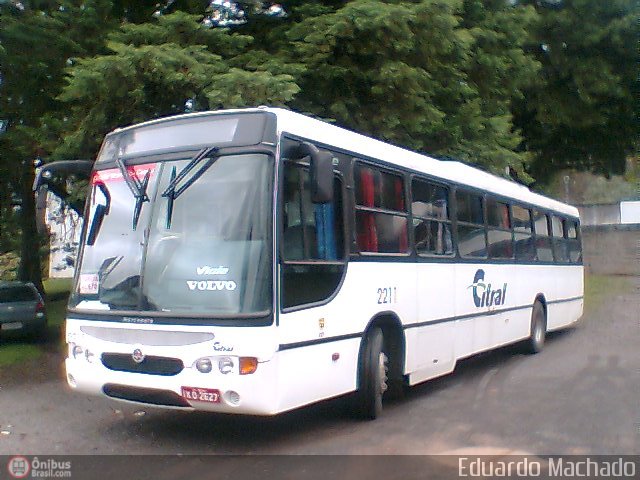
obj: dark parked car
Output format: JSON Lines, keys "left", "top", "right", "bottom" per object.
{"left": 0, "top": 281, "right": 47, "bottom": 338}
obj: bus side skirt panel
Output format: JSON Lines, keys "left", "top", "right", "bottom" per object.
{"left": 274, "top": 338, "right": 360, "bottom": 414}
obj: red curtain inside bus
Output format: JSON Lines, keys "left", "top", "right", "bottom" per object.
{"left": 357, "top": 169, "right": 378, "bottom": 252}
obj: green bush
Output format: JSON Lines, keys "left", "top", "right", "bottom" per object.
{"left": 0, "top": 252, "right": 19, "bottom": 281}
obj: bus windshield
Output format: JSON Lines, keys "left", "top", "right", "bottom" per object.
{"left": 70, "top": 152, "right": 273, "bottom": 317}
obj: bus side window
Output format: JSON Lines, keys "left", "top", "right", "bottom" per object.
{"left": 456, "top": 190, "right": 487, "bottom": 258}
{"left": 533, "top": 211, "right": 553, "bottom": 262}
{"left": 281, "top": 161, "right": 346, "bottom": 309}
{"left": 411, "top": 178, "right": 453, "bottom": 256}
{"left": 282, "top": 166, "right": 317, "bottom": 261}
{"left": 354, "top": 164, "right": 409, "bottom": 254}
{"left": 552, "top": 215, "right": 569, "bottom": 263}
{"left": 512, "top": 204, "right": 535, "bottom": 261}
{"left": 566, "top": 220, "right": 582, "bottom": 263}
{"left": 486, "top": 198, "right": 513, "bottom": 259}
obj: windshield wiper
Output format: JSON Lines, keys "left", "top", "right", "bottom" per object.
{"left": 132, "top": 169, "right": 151, "bottom": 230}
{"left": 115, "top": 157, "right": 150, "bottom": 230}
{"left": 161, "top": 146, "right": 219, "bottom": 228}
{"left": 86, "top": 182, "right": 111, "bottom": 246}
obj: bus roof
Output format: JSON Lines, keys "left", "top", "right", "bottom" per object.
{"left": 113, "top": 107, "right": 579, "bottom": 218}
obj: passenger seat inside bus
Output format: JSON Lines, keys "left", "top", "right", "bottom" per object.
{"left": 282, "top": 224, "right": 318, "bottom": 260}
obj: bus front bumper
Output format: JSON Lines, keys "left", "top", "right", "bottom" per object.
{"left": 65, "top": 354, "right": 279, "bottom": 416}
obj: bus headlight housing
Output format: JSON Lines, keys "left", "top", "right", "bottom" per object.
{"left": 218, "top": 357, "right": 234, "bottom": 374}
{"left": 195, "top": 357, "right": 213, "bottom": 373}
{"left": 239, "top": 357, "right": 258, "bottom": 375}
{"left": 193, "top": 356, "right": 259, "bottom": 375}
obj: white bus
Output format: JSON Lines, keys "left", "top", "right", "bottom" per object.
{"left": 41, "top": 107, "right": 583, "bottom": 419}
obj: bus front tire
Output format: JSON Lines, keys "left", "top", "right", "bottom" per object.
{"left": 355, "top": 327, "right": 388, "bottom": 420}
{"left": 526, "top": 301, "right": 546, "bottom": 354}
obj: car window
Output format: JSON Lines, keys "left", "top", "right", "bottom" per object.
{"left": 0, "top": 286, "right": 37, "bottom": 303}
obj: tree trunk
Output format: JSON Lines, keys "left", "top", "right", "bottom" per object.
{"left": 0, "top": 199, "right": 5, "bottom": 254}
{"left": 17, "top": 159, "right": 45, "bottom": 296}
{"left": 0, "top": 180, "right": 12, "bottom": 254}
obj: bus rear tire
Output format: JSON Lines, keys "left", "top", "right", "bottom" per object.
{"left": 526, "top": 301, "right": 546, "bottom": 354}
{"left": 354, "top": 327, "right": 388, "bottom": 420}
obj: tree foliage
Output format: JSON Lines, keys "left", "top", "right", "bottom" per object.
{"left": 284, "top": 0, "right": 541, "bottom": 177}
{"left": 0, "top": 4, "right": 83, "bottom": 287}
{"left": 54, "top": 10, "right": 300, "bottom": 159}
{"left": 515, "top": 0, "right": 638, "bottom": 180}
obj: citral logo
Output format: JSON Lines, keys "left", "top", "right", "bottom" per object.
{"left": 468, "top": 269, "right": 507, "bottom": 308}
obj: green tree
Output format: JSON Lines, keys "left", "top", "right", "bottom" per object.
{"left": 458, "top": 0, "right": 540, "bottom": 179}
{"left": 55, "top": 11, "right": 300, "bottom": 159}
{"left": 515, "top": 0, "right": 638, "bottom": 181}
{"left": 288, "top": 0, "right": 540, "bottom": 177}
{"left": 0, "top": 0, "right": 120, "bottom": 287}
{"left": 0, "top": 5, "right": 82, "bottom": 291}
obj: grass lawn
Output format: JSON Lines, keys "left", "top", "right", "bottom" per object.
{"left": 0, "top": 344, "right": 42, "bottom": 368}
{"left": 583, "top": 273, "right": 632, "bottom": 313}
{"left": 43, "top": 277, "right": 73, "bottom": 301}
{"left": 0, "top": 279, "right": 70, "bottom": 372}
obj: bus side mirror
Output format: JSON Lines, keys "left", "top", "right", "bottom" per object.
{"left": 33, "top": 160, "right": 93, "bottom": 191}
{"left": 310, "top": 150, "right": 334, "bottom": 204}
{"left": 296, "top": 142, "right": 334, "bottom": 204}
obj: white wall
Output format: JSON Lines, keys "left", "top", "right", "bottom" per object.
{"left": 577, "top": 204, "right": 621, "bottom": 226}
{"left": 620, "top": 201, "right": 640, "bottom": 224}
{"left": 46, "top": 193, "right": 82, "bottom": 278}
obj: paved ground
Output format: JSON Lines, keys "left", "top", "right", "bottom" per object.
{"left": 0, "top": 276, "right": 638, "bottom": 457}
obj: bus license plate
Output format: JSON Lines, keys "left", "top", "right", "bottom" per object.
{"left": 181, "top": 387, "right": 221, "bottom": 403}
{"left": 1, "top": 322, "right": 22, "bottom": 331}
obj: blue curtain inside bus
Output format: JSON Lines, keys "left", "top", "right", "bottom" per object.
{"left": 315, "top": 203, "right": 337, "bottom": 260}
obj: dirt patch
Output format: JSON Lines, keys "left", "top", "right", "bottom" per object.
{"left": 0, "top": 335, "right": 66, "bottom": 387}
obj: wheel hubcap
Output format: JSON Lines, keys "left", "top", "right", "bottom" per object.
{"left": 534, "top": 315, "right": 544, "bottom": 344}
{"left": 378, "top": 352, "right": 389, "bottom": 395}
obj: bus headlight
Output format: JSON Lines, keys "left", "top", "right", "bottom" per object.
{"left": 195, "top": 357, "right": 213, "bottom": 373}
{"left": 218, "top": 357, "right": 234, "bottom": 374}
{"left": 192, "top": 356, "right": 258, "bottom": 375}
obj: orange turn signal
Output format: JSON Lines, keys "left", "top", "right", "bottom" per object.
{"left": 239, "top": 357, "right": 258, "bottom": 375}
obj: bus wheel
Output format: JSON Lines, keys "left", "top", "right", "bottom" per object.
{"left": 526, "top": 301, "right": 546, "bottom": 354}
{"left": 355, "top": 327, "right": 388, "bottom": 420}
